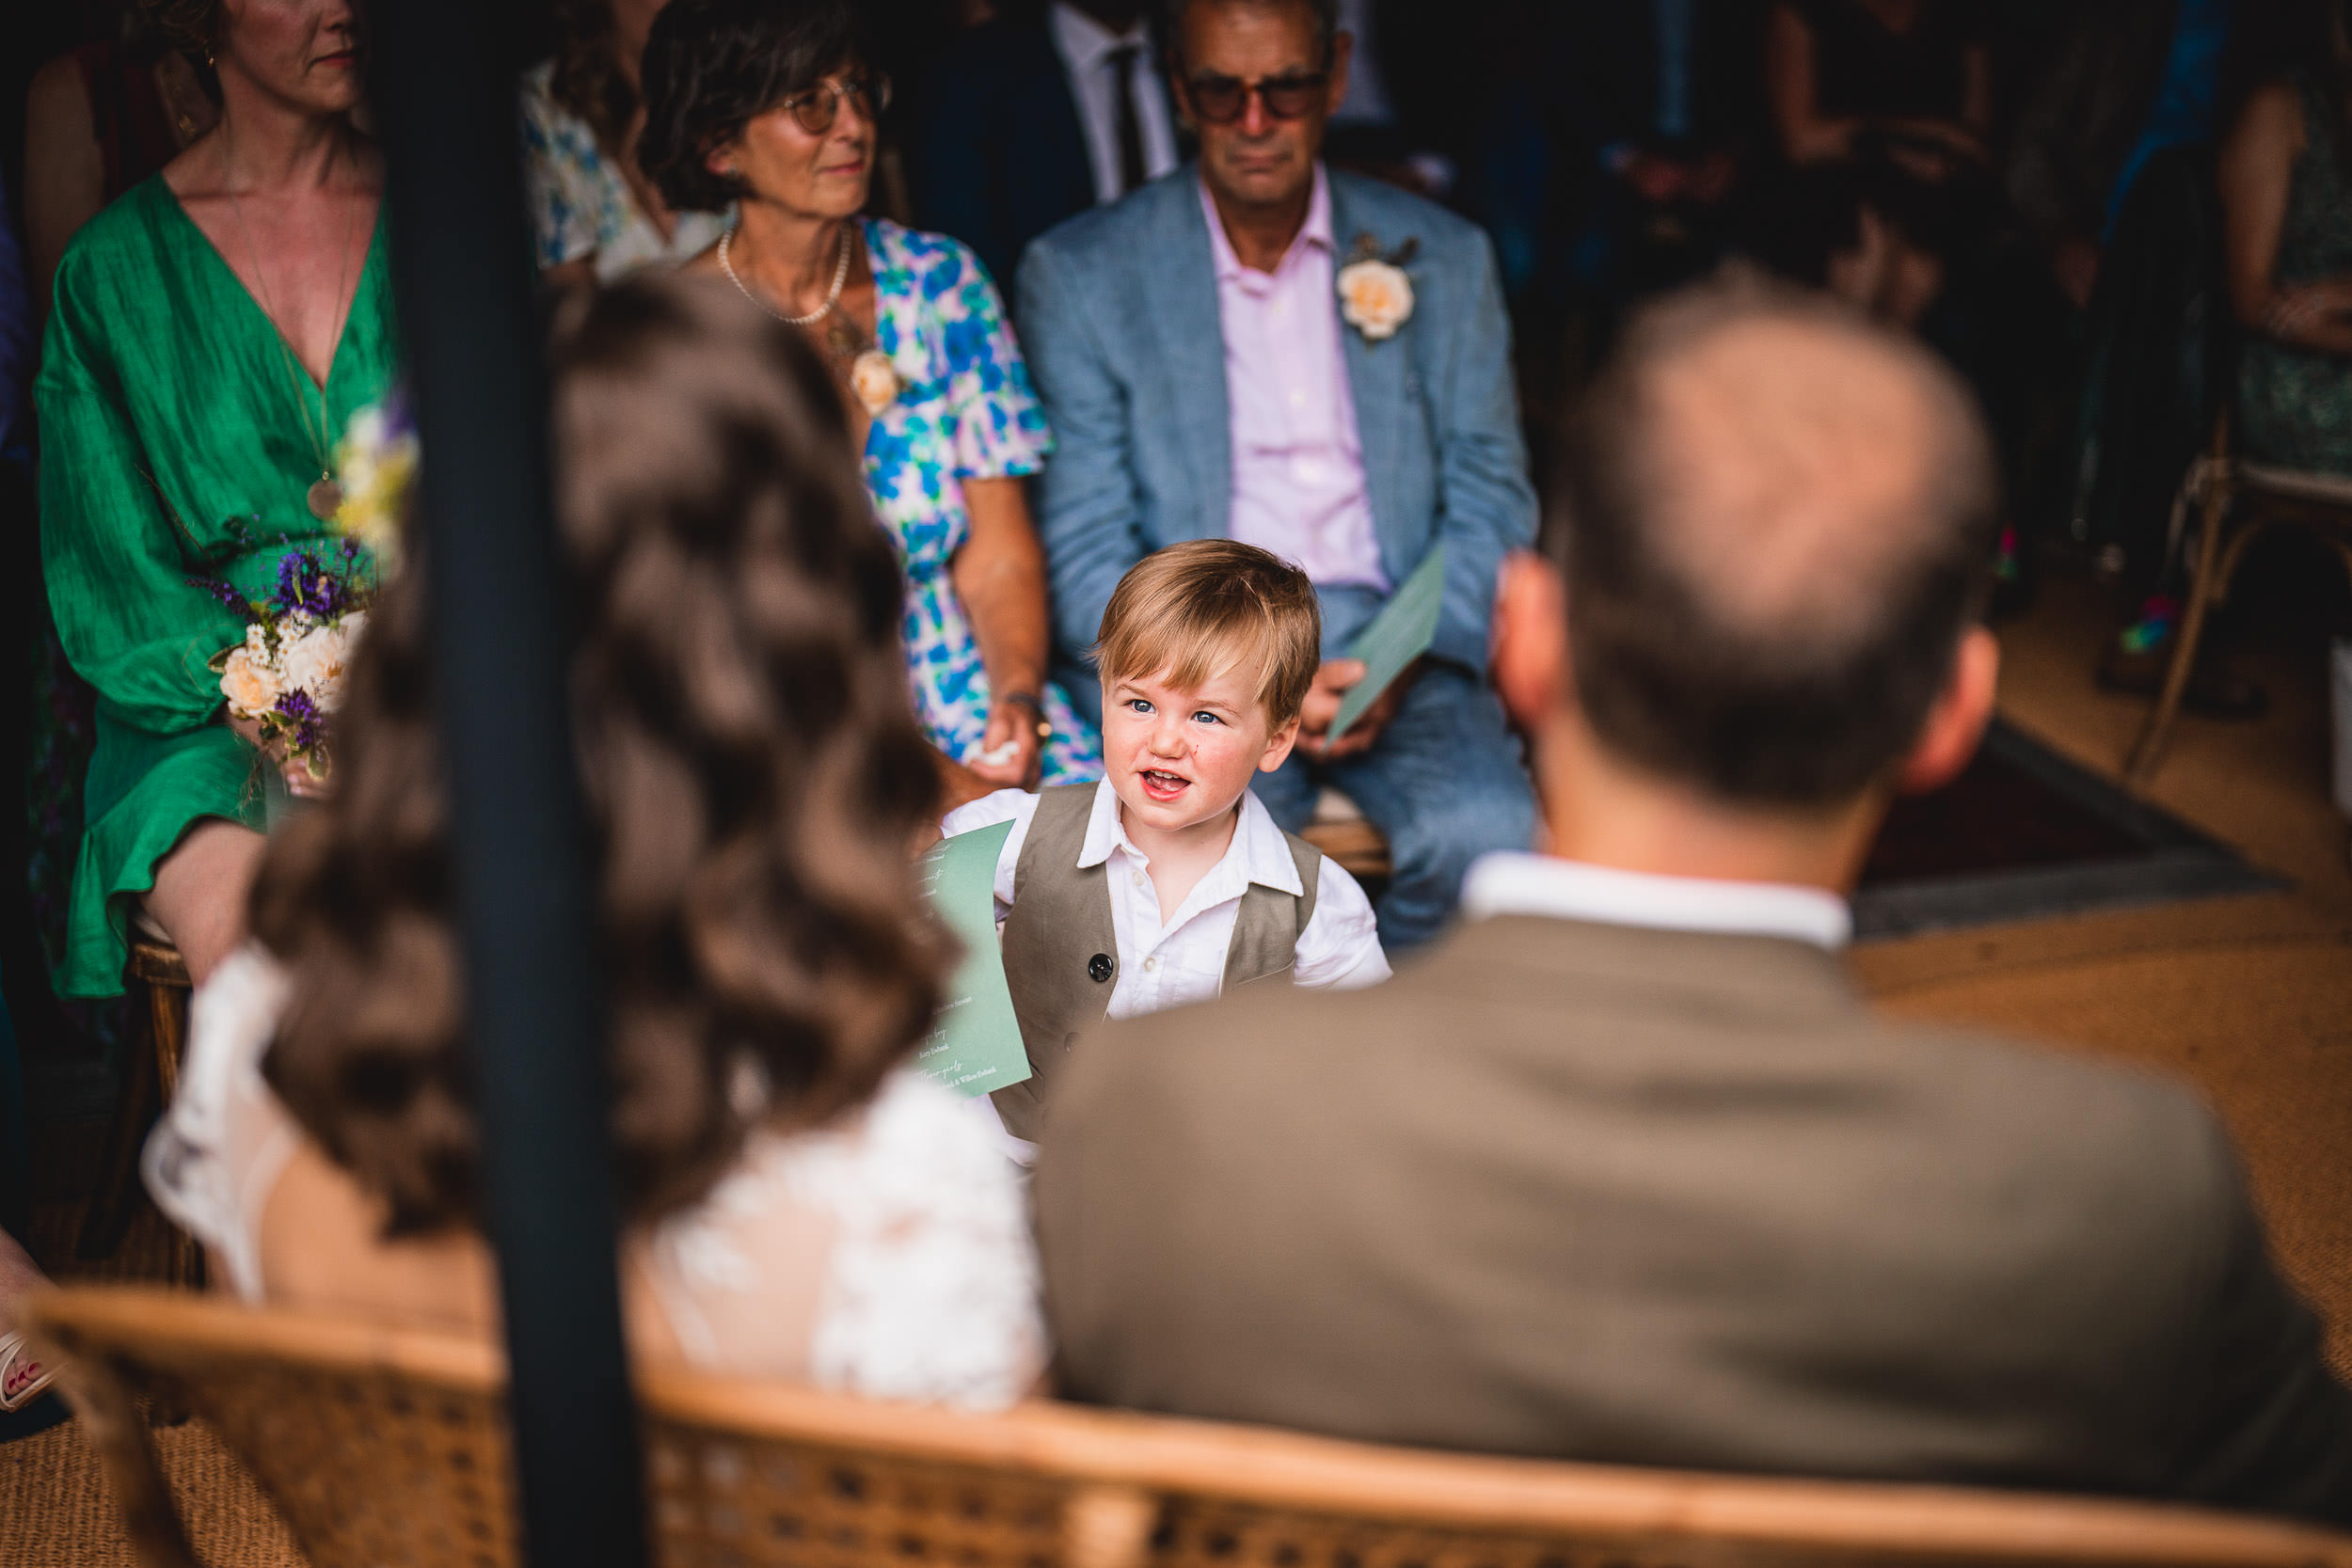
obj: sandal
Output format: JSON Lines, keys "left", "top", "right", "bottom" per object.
{"left": 0, "top": 1331, "right": 56, "bottom": 1413}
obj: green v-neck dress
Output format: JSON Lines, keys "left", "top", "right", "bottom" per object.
{"left": 35, "top": 174, "right": 398, "bottom": 999}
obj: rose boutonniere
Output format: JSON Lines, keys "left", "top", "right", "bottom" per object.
{"left": 850, "top": 349, "right": 900, "bottom": 416}
{"left": 1337, "top": 234, "right": 1420, "bottom": 342}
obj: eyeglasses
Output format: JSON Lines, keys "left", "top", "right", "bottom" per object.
{"left": 775, "top": 72, "right": 891, "bottom": 135}
{"left": 1182, "top": 70, "right": 1328, "bottom": 126}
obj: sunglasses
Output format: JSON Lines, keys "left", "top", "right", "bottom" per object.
{"left": 775, "top": 71, "right": 891, "bottom": 135}
{"left": 1182, "top": 69, "right": 1329, "bottom": 126}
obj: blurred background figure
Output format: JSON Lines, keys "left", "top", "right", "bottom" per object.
{"left": 520, "top": 0, "right": 731, "bottom": 289}
{"left": 1761, "top": 0, "right": 1994, "bottom": 328}
{"left": 1556, "top": 0, "right": 1765, "bottom": 334}
{"left": 2221, "top": 0, "right": 2352, "bottom": 476}
{"left": 23, "top": 0, "right": 218, "bottom": 316}
{"left": 2085, "top": 0, "right": 2352, "bottom": 729}
{"left": 2009, "top": 0, "right": 2237, "bottom": 319}
{"left": 37, "top": 0, "right": 392, "bottom": 1001}
{"left": 641, "top": 0, "right": 1101, "bottom": 796}
{"left": 144, "top": 275, "right": 1045, "bottom": 1404}
{"left": 914, "top": 0, "right": 1179, "bottom": 292}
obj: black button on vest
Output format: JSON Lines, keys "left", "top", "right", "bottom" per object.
{"left": 1088, "top": 953, "right": 1114, "bottom": 983}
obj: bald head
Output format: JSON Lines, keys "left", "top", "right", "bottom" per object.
{"left": 1551, "top": 276, "right": 1997, "bottom": 807}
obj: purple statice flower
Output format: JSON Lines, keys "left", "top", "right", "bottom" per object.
{"left": 188, "top": 575, "right": 254, "bottom": 617}
{"left": 274, "top": 687, "right": 326, "bottom": 754}
{"left": 271, "top": 548, "right": 354, "bottom": 621}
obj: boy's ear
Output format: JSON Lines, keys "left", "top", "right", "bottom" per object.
{"left": 1259, "top": 714, "right": 1302, "bottom": 774}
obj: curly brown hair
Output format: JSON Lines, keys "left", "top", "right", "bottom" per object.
{"left": 248, "top": 274, "right": 950, "bottom": 1236}
{"left": 637, "top": 0, "right": 862, "bottom": 214}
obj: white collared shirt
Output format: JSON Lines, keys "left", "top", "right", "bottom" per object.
{"left": 943, "top": 781, "right": 1391, "bottom": 1019}
{"left": 1459, "top": 852, "right": 1852, "bottom": 950}
{"left": 1047, "top": 2, "right": 1181, "bottom": 205}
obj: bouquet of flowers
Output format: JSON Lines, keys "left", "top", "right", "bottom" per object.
{"left": 209, "top": 547, "right": 370, "bottom": 783}
{"left": 200, "top": 396, "right": 417, "bottom": 785}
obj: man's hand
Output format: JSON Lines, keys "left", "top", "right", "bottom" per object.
{"left": 1296, "top": 657, "right": 1420, "bottom": 762}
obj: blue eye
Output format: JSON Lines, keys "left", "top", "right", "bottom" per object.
{"left": 1192, "top": 711, "right": 1221, "bottom": 726}
{"left": 1125, "top": 698, "right": 1153, "bottom": 716}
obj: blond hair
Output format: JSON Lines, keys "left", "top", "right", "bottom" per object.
{"left": 1095, "top": 541, "right": 1322, "bottom": 726}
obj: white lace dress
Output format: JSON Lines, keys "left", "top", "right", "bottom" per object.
{"left": 143, "top": 946, "right": 1047, "bottom": 1410}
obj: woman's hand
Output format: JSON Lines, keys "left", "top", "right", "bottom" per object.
{"left": 227, "top": 710, "right": 331, "bottom": 800}
{"left": 2265, "top": 278, "right": 2352, "bottom": 344}
{"left": 969, "top": 695, "right": 1044, "bottom": 788}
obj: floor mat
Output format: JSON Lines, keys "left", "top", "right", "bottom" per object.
{"left": 1853, "top": 721, "right": 2280, "bottom": 940}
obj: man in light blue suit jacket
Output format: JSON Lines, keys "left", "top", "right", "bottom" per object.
{"left": 1017, "top": 0, "right": 1536, "bottom": 949}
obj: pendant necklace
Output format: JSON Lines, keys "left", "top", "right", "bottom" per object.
{"left": 719, "top": 220, "right": 851, "bottom": 326}
{"left": 720, "top": 220, "right": 899, "bottom": 416}
{"left": 224, "top": 124, "right": 363, "bottom": 521}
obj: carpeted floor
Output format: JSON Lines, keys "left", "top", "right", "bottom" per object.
{"left": 1851, "top": 564, "right": 2352, "bottom": 1376}
{"left": 0, "top": 1416, "right": 305, "bottom": 1568}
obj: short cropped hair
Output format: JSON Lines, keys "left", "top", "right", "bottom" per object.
{"left": 1095, "top": 541, "right": 1322, "bottom": 728}
{"left": 1162, "top": 0, "right": 1341, "bottom": 66}
{"left": 638, "top": 0, "right": 862, "bottom": 214}
{"left": 1550, "top": 273, "right": 1999, "bottom": 807}
{"left": 250, "top": 276, "right": 947, "bottom": 1236}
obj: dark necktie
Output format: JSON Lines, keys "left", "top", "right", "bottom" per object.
{"left": 1107, "top": 42, "right": 1147, "bottom": 197}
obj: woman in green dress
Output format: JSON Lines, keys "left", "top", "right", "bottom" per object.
{"left": 35, "top": 0, "right": 392, "bottom": 1000}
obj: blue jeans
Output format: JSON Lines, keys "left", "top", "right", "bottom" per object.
{"left": 1251, "top": 589, "right": 1535, "bottom": 952}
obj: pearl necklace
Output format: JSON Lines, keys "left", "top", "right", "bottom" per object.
{"left": 719, "top": 222, "right": 851, "bottom": 326}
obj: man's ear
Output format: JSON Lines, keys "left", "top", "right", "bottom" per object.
{"left": 1259, "top": 713, "right": 1302, "bottom": 773}
{"left": 1896, "top": 626, "right": 1999, "bottom": 795}
{"left": 1490, "top": 551, "right": 1570, "bottom": 733}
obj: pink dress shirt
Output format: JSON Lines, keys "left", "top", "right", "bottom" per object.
{"left": 1202, "top": 168, "right": 1390, "bottom": 591}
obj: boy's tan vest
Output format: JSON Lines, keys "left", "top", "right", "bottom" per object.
{"left": 990, "top": 784, "right": 1321, "bottom": 1142}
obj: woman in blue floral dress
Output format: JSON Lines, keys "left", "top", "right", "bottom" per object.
{"left": 637, "top": 0, "right": 1100, "bottom": 791}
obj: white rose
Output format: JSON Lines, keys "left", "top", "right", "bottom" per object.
{"left": 1337, "top": 259, "right": 1415, "bottom": 341}
{"left": 278, "top": 617, "right": 360, "bottom": 712}
{"left": 850, "top": 349, "right": 899, "bottom": 416}
{"left": 219, "top": 643, "right": 278, "bottom": 721}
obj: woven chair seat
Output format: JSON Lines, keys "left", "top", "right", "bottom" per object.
{"left": 24, "top": 1287, "right": 2352, "bottom": 1568}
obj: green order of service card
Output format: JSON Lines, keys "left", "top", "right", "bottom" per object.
{"left": 915, "top": 819, "right": 1034, "bottom": 1099}
{"left": 1328, "top": 543, "right": 1446, "bottom": 738}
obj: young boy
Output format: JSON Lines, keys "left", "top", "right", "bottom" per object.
{"left": 941, "top": 541, "right": 1391, "bottom": 1143}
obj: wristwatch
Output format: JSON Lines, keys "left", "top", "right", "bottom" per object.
{"left": 999, "top": 689, "right": 1053, "bottom": 741}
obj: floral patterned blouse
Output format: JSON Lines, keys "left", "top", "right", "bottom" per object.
{"left": 517, "top": 60, "right": 730, "bottom": 280}
{"left": 862, "top": 219, "right": 1101, "bottom": 784}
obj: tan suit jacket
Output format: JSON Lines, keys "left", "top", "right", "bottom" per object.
{"left": 1036, "top": 913, "right": 2352, "bottom": 1522}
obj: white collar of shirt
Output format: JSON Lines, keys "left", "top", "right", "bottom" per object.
{"left": 1202, "top": 164, "right": 1334, "bottom": 285}
{"left": 1076, "top": 777, "right": 1305, "bottom": 905}
{"left": 1049, "top": 1, "right": 1152, "bottom": 71}
{"left": 1459, "top": 851, "right": 1851, "bottom": 950}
